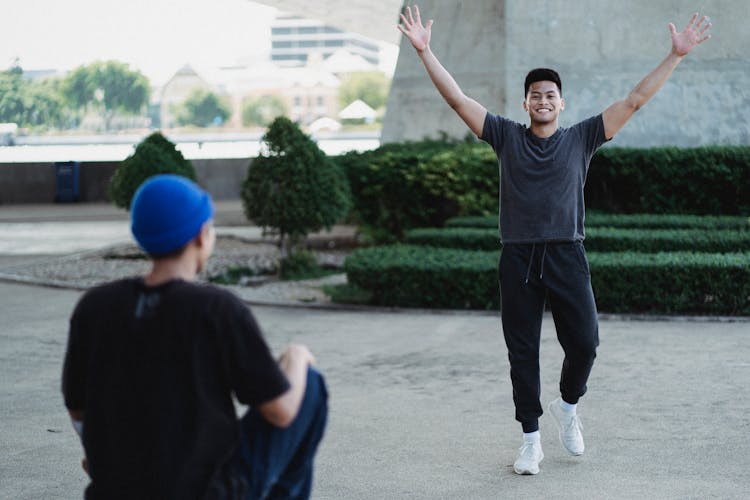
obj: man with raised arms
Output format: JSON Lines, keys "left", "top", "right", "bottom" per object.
{"left": 398, "top": 4, "right": 710, "bottom": 475}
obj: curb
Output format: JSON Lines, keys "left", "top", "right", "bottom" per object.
{"left": 1, "top": 269, "right": 747, "bottom": 322}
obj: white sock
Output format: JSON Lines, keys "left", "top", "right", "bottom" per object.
{"left": 523, "top": 430, "right": 541, "bottom": 444}
{"left": 560, "top": 399, "right": 577, "bottom": 414}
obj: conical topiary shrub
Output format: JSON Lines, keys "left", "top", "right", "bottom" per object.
{"left": 108, "top": 132, "right": 196, "bottom": 209}
{"left": 241, "top": 117, "right": 351, "bottom": 257}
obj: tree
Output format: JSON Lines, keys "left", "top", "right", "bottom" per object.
{"left": 241, "top": 95, "right": 288, "bottom": 127}
{"left": 61, "top": 60, "right": 150, "bottom": 130}
{"left": 241, "top": 117, "right": 351, "bottom": 258}
{"left": 0, "top": 66, "right": 27, "bottom": 124}
{"left": 174, "top": 88, "right": 231, "bottom": 128}
{"left": 338, "top": 71, "right": 390, "bottom": 110}
{"left": 108, "top": 132, "right": 196, "bottom": 209}
{"left": 0, "top": 65, "right": 69, "bottom": 129}
{"left": 25, "top": 78, "right": 68, "bottom": 129}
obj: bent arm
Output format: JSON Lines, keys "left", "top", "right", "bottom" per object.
{"left": 258, "top": 344, "right": 314, "bottom": 428}
{"left": 602, "top": 13, "right": 711, "bottom": 140}
{"left": 417, "top": 47, "right": 488, "bottom": 137}
{"left": 398, "top": 5, "right": 487, "bottom": 137}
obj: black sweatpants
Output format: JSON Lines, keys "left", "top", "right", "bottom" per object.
{"left": 498, "top": 241, "right": 599, "bottom": 433}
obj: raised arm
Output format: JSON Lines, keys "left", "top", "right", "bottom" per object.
{"left": 602, "top": 13, "right": 711, "bottom": 140}
{"left": 398, "top": 5, "right": 487, "bottom": 137}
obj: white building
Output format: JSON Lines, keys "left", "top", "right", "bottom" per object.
{"left": 270, "top": 13, "right": 381, "bottom": 67}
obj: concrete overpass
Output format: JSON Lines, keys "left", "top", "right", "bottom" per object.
{"left": 258, "top": 1, "right": 750, "bottom": 147}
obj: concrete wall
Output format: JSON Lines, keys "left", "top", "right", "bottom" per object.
{"left": 382, "top": 0, "right": 750, "bottom": 146}
{"left": 0, "top": 158, "right": 251, "bottom": 204}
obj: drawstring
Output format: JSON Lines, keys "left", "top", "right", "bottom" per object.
{"left": 524, "top": 243, "right": 536, "bottom": 285}
{"left": 523, "top": 242, "right": 548, "bottom": 285}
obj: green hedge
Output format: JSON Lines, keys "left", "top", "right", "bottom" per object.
{"left": 446, "top": 213, "right": 750, "bottom": 231}
{"left": 344, "top": 245, "right": 750, "bottom": 315}
{"left": 334, "top": 144, "right": 749, "bottom": 242}
{"left": 333, "top": 139, "right": 498, "bottom": 241}
{"left": 344, "top": 245, "right": 499, "bottom": 309}
{"left": 405, "top": 227, "right": 750, "bottom": 253}
{"left": 405, "top": 227, "right": 500, "bottom": 251}
{"left": 588, "top": 252, "right": 750, "bottom": 314}
{"left": 586, "top": 146, "right": 750, "bottom": 215}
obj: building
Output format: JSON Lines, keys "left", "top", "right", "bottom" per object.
{"left": 260, "top": 0, "right": 750, "bottom": 147}
{"left": 271, "top": 13, "right": 381, "bottom": 67}
{"left": 158, "top": 64, "right": 213, "bottom": 129}
{"left": 211, "top": 61, "right": 341, "bottom": 128}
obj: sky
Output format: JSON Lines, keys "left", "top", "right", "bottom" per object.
{"left": 1, "top": 0, "right": 395, "bottom": 86}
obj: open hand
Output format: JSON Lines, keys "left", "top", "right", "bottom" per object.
{"left": 397, "top": 5, "right": 433, "bottom": 53}
{"left": 669, "top": 13, "right": 711, "bottom": 57}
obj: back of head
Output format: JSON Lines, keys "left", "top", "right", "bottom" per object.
{"left": 524, "top": 68, "right": 562, "bottom": 96}
{"left": 130, "top": 174, "right": 214, "bottom": 257}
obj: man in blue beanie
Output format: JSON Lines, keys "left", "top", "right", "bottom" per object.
{"left": 62, "top": 174, "right": 328, "bottom": 499}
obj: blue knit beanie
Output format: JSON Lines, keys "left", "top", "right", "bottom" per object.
{"left": 130, "top": 174, "right": 214, "bottom": 256}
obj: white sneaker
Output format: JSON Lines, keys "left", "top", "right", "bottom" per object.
{"left": 513, "top": 440, "right": 544, "bottom": 475}
{"left": 548, "top": 397, "right": 584, "bottom": 456}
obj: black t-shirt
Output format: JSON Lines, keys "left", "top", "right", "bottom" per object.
{"left": 62, "top": 278, "right": 290, "bottom": 499}
{"left": 480, "top": 113, "right": 609, "bottom": 243}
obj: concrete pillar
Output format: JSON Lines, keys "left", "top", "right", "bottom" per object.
{"left": 382, "top": 0, "right": 750, "bottom": 146}
{"left": 382, "top": 0, "right": 506, "bottom": 143}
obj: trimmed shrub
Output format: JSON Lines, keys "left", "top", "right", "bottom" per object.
{"left": 586, "top": 146, "right": 750, "bottom": 215}
{"left": 333, "top": 139, "right": 497, "bottom": 241}
{"left": 405, "top": 227, "right": 500, "bottom": 251}
{"left": 406, "top": 227, "right": 750, "bottom": 253}
{"left": 108, "top": 132, "right": 196, "bottom": 209}
{"left": 585, "top": 212, "right": 750, "bottom": 231}
{"left": 446, "top": 213, "right": 750, "bottom": 231}
{"left": 445, "top": 216, "right": 498, "bottom": 229}
{"left": 344, "top": 245, "right": 499, "bottom": 309}
{"left": 344, "top": 246, "right": 750, "bottom": 315}
{"left": 241, "top": 117, "right": 351, "bottom": 255}
{"left": 584, "top": 228, "right": 750, "bottom": 253}
{"left": 589, "top": 252, "right": 750, "bottom": 315}
{"left": 336, "top": 144, "right": 749, "bottom": 243}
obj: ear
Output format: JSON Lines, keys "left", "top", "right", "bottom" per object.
{"left": 522, "top": 99, "right": 528, "bottom": 112}
{"left": 195, "top": 222, "right": 213, "bottom": 248}
{"left": 560, "top": 97, "right": 565, "bottom": 111}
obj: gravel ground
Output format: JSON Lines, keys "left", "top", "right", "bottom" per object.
{"left": 0, "top": 236, "right": 350, "bottom": 305}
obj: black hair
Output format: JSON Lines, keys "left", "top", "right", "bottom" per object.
{"left": 524, "top": 68, "right": 562, "bottom": 96}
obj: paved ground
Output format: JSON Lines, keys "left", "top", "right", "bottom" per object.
{"left": 1, "top": 203, "right": 749, "bottom": 499}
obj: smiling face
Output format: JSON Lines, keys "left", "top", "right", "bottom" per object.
{"left": 523, "top": 80, "right": 565, "bottom": 126}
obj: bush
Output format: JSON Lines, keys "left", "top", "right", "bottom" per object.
{"left": 344, "top": 245, "right": 499, "bottom": 309}
{"left": 405, "top": 227, "right": 750, "bottom": 253}
{"left": 586, "top": 146, "right": 750, "bottom": 215}
{"left": 241, "top": 117, "right": 351, "bottom": 256}
{"left": 405, "top": 227, "right": 500, "bottom": 251}
{"left": 344, "top": 245, "right": 750, "bottom": 315}
{"left": 584, "top": 228, "right": 750, "bottom": 253}
{"left": 242, "top": 95, "right": 288, "bottom": 128}
{"left": 108, "top": 132, "right": 196, "bottom": 209}
{"left": 446, "top": 213, "right": 750, "bottom": 231}
{"left": 333, "top": 139, "right": 497, "bottom": 241}
{"left": 174, "top": 88, "right": 231, "bottom": 127}
{"left": 589, "top": 252, "right": 750, "bottom": 315}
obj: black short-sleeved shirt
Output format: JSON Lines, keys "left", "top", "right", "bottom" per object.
{"left": 480, "top": 113, "right": 609, "bottom": 243}
{"left": 62, "top": 278, "right": 290, "bottom": 500}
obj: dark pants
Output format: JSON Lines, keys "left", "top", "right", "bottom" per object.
{"left": 230, "top": 367, "right": 328, "bottom": 500}
{"left": 499, "top": 242, "right": 599, "bottom": 434}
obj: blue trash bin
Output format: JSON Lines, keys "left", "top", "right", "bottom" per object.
{"left": 55, "top": 161, "right": 80, "bottom": 202}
